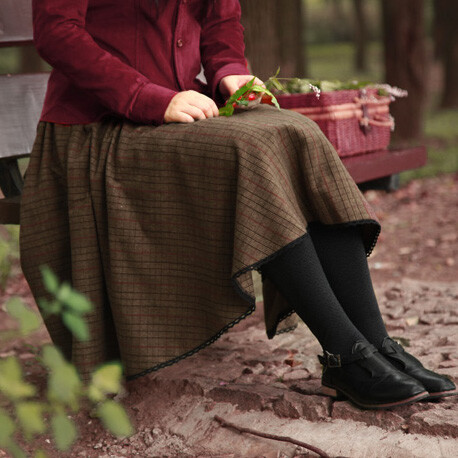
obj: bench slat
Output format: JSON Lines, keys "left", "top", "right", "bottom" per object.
{"left": 0, "top": 0, "right": 33, "bottom": 46}
{"left": 0, "top": 73, "right": 49, "bottom": 159}
{"left": 342, "top": 146, "right": 428, "bottom": 184}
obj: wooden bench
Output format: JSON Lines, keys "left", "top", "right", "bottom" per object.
{"left": 0, "top": 0, "right": 427, "bottom": 225}
{"left": 0, "top": 0, "right": 48, "bottom": 224}
{"left": 343, "top": 146, "right": 427, "bottom": 192}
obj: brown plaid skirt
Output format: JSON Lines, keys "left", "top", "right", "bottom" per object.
{"left": 20, "top": 105, "right": 380, "bottom": 380}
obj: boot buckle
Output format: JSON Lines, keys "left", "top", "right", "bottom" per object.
{"left": 324, "top": 351, "right": 341, "bottom": 368}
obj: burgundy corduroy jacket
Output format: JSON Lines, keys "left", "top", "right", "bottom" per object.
{"left": 33, "top": 0, "right": 250, "bottom": 125}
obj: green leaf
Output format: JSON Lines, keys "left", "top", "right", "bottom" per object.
{"left": 87, "top": 385, "right": 104, "bottom": 403}
{"left": 89, "top": 363, "right": 122, "bottom": 402}
{"left": 0, "top": 357, "right": 36, "bottom": 400}
{"left": 5, "top": 440, "right": 27, "bottom": 458}
{"left": 251, "top": 85, "right": 280, "bottom": 109}
{"left": 34, "top": 450, "right": 48, "bottom": 458}
{"left": 0, "top": 239, "right": 13, "bottom": 289}
{"left": 218, "top": 103, "right": 234, "bottom": 117}
{"left": 62, "top": 311, "right": 90, "bottom": 341}
{"left": 265, "top": 67, "right": 284, "bottom": 92}
{"left": 0, "top": 408, "right": 16, "bottom": 447}
{"left": 97, "top": 400, "right": 134, "bottom": 437}
{"left": 16, "top": 402, "right": 47, "bottom": 440}
{"left": 38, "top": 298, "right": 62, "bottom": 316}
{"left": 219, "top": 76, "right": 281, "bottom": 116}
{"left": 5, "top": 297, "right": 42, "bottom": 335}
{"left": 47, "top": 363, "right": 82, "bottom": 411}
{"left": 42, "top": 345, "right": 67, "bottom": 371}
{"left": 56, "top": 282, "right": 72, "bottom": 304}
{"left": 60, "top": 288, "right": 93, "bottom": 315}
{"left": 219, "top": 77, "right": 256, "bottom": 116}
{"left": 226, "top": 77, "right": 256, "bottom": 105}
{"left": 51, "top": 412, "right": 78, "bottom": 451}
{"left": 43, "top": 346, "right": 82, "bottom": 410}
{"left": 40, "top": 265, "right": 60, "bottom": 295}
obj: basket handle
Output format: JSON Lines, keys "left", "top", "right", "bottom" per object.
{"left": 360, "top": 114, "right": 394, "bottom": 129}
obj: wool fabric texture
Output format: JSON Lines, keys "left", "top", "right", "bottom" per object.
{"left": 20, "top": 105, "right": 380, "bottom": 380}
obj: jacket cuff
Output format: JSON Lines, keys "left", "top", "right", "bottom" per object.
{"left": 211, "top": 63, "right": 251, "bottom": 104}
{"left": 129, "top": 83, "right": 177, "bottom": 125}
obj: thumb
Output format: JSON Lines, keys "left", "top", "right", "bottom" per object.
{"left": 227, "top": 81, "right": 241, "bottom": 96}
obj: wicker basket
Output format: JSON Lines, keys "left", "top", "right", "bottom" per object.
{"left": 275, "top": 88, "right": 394, "bottom": 157}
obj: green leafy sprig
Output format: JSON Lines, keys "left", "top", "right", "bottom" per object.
{"left": 219, "top": 77, "right": 280, "bottom": 117}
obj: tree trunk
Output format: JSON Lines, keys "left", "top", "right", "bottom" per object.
{"left": 240, "top": 0, "right": 306, "bottom": 81}
{"left": 353, "top": 0, "right": 367, "bottom": 72}
{"left": 326, "top": 0, "right": 348, "bottom": 42}
{"left": 434, "top": 0, "right": 458, "bottom": 108}
{"left": 381, "top": 0, "right": 427, "bottom": 143}
{"left": 276, "top": 0, "right": 306, "bottom": 77}
{"left": 328, "top": 0, "right": 346, "bottom": 30}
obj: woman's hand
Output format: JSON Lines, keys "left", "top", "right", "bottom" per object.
{"left": 219, "top": 75, "right": 264, "bottom": 98}
{"left": 164, "top": 90, "right": 219, "bottom": 123}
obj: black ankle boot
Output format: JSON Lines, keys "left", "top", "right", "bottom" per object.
{"left": 319, "top": 340, "right": 428, "bottom": 409}
{"left": 380, "top": 337, "right": 458, "bottom": 400}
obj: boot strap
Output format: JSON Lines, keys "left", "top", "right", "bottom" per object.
{"left": 380, "top": 337, "right": 404, "bottom": 356}
{"left": 318, "top": 344, "right": 377, "bottom": 368}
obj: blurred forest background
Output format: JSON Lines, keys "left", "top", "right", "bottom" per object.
{"left": 239, "top": 0, "right": 458, "bottom": 182}
{"left": 0, "top": 0, "right": 457, "bottom": 286}
{"left": 0, "top": 0, "right": 457, "bottom": 180}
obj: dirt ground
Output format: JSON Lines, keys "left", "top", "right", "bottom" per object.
{"left": 0, "top": 172, "right": 457, "bottom": 458}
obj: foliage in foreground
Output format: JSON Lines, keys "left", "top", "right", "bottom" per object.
{"left": 0, "top": 226, "right": 19, "bottom": 289}
{"left": 0, "top": 267, "right": 134, "bottom": 458}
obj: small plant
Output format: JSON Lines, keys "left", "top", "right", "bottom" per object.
{"left": 0, "top": 266, "right": 134, "bottom": 457}
{"left": 219, "top": 77, "right": 280, "bottom": 117}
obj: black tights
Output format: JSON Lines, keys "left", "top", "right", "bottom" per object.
{"left": 260, "top": 224, "right": 388, "bottom": 356}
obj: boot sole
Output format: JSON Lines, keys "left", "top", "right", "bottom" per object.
{"left": 321, "top": 384, "right": 430, "bottom": 410}
{"left": 425, "top": 388, "right": 458, "bottom": 400}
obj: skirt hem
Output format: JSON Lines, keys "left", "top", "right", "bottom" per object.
{"left": 127, "top": 218, "right": 380, "bottom": 380}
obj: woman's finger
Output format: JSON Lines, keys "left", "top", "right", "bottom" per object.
{"left": 185, "top": 103, "right": 207, "bottom": 121}
{"left": 202, "top": 101, "right": 219, "bottom": 118}
{"left": 176, "top": 112, "right": 195, "bottom": 123}
{"left": 253, "top": 77, "right": 265, "bottom": 88}
{"left": 189, "top": 95, "right": 219, "bottom": 119}
{"left": 211, "top": 102, "right": 219, "bottom": 117}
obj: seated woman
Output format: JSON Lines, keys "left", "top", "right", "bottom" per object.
{"left": 20, "top": 0, "right": 456, "bottom": 409}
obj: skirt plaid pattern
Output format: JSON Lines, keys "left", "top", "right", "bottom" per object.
{"left": 20, "top": 105, "right": 380, "bottom": 380}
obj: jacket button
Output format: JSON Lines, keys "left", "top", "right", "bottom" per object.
{"left": 177, "top": 39, "right": 184, "bottom": 48}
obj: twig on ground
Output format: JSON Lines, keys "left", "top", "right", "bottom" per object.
{"left": 213, "top": 415, "right": 330, "bottom": 458}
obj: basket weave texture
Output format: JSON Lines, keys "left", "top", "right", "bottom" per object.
{"left": 276, "top": 88, "right": 393, "bottom": 157}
